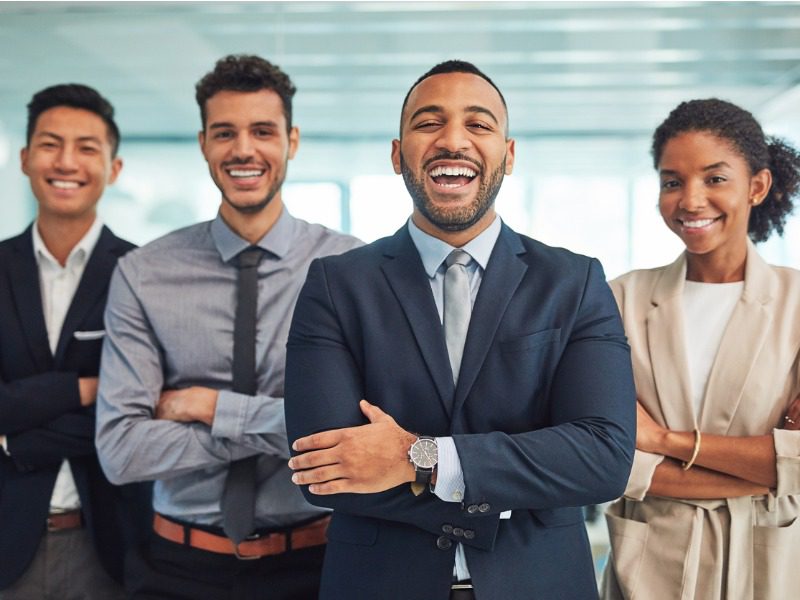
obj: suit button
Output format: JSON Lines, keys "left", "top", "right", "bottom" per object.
{"left": 466, "top": 504, "right": 479, "bottom": 514}
{"left": 453, "top": 527, "right": 464, "bottom": 537}
{"left": 442, "top": 524, "right": 453, "bottom": 534}
{"left": 478, "top": 503, "right": 490, "bottom": 513}
{"left": 464, "top": 529, "right": 475, "bottom": 539}
{"left": 436, "top": 536, "right": 452, "bottom": 550}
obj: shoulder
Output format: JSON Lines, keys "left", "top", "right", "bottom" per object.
{"left": 289, "top": 216, "right": 363, "bottom": 258}
{"left": 118, "top": 221, "right": 211, "bottom": 263}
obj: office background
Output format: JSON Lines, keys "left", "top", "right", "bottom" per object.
{"left": 1, "top": 1, "right": 799, "bottom": 281}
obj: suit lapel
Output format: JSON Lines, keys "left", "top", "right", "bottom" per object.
{"left": 453, "top": 225, "right": 527, "bottom": 415}
{"left": 645, "top": 253, "right": 695, "bottom": 430}
{"left": 54, "top": 227, "right": 121, "bottom": 364}
{"left": 698, "top": 242, "right": 775, "bottom": 431}
{"left": 8, "top": 227, "right": 53, "bottom": 371}
{"left": 380, "top": 228, "right": 455, "bottom": 416}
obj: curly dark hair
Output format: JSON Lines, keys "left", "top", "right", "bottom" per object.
{"left": 27, "top": 84, "right": 120, "bottom": 157}
{"left": 651, "top": 98, "right": 800, "bottom": 243}
{"left": 195, "top": 54, "right": 296, "bottom": 132}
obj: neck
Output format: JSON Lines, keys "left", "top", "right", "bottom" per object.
{"left": 685, "top": 242, "right": 748, "bottom": 283}
{"left": 36, "top": 212, "right": 96, "bottom": 267}
{"left": 219, "top": 196, "right": 284, "bottom": 244}
{"left": 412, "top": 209, "right": 496, "bottom": 248}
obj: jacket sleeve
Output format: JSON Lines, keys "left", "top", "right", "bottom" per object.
{"left": 0, "top": 372, "right": 81, "bottom": 435}
{"left": 6, "top": 409, "right": 97, "bottom": 469}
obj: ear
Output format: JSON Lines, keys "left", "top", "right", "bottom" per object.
{"left": 107, "top": 157, "right": 123, "bottom": 185}
{"left": 749, "top": 167, "right": 772, "bottom": 206}
{"left": 504, "top": 138, "right": 515, "bottom": 175}
{"left": 391, "top": 139, "right": 402, "bottom": 174}
{"left": 20, "top": 147, "right": 29, "bottom": 176}
{"left": 287, "top": 126, "right": 300, "bottom": 160}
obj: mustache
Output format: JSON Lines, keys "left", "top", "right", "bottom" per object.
{"left": 422, "top": 152, "right": 482, "bottom": 173}
{"left": 222, "top": 158, "right": 265, "bottom": 168}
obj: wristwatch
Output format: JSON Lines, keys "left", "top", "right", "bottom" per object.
{"left": 408, "top": 436, "right": 438, "bottom": 485}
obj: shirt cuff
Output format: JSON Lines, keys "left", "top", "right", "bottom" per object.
{"left": 0, "top": 435, "right": 9, "bottom": 456}
{"left": 433, "top": 437, "right": 465, "bottom": 503}
{"left": 210, "top": 390, "right": 248, "bottom": 441}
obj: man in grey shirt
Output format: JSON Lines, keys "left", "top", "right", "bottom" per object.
{"left": 96, "top": 55, "right": 361, "bottom": 599}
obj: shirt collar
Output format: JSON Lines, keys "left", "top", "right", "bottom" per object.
{"left": 211, "top": 205, "right": 296, "bottom": 263}
{"left": 32, "top": 216, "right": 104, "bottom": 270}
{"left": 407, "top": 215, "right": 501, "bottom": 278}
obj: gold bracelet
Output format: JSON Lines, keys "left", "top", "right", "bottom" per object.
{"left": 682, "top": 428, "right": 702, "bottom": 471}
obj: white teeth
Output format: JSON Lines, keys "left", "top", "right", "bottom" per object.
{"left": 683, "top": 218, "right": 716, "bottom": 228}
{"left": 51, "top": 180, "right": 79, "bottom": 189}
{"left": 228, "top": 169, "right": 263, "bottom": 178}
{"left": 429, "top": 165, "right": 477, "bottom": 178}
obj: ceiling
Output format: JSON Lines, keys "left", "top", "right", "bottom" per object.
{"left": 1, "top": 1, "right": 800, "bottom": 144}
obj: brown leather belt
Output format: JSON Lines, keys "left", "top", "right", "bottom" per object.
{"left": 47, "top": 509, "right": 83, "bottom": 532}
{"left": 153, "top": 513, "right": 329, "bottom": 559}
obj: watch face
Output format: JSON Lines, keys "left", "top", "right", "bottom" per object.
{"left": 410, "top": 438, "right": 438, "bottom": 469}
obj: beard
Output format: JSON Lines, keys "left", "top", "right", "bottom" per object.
{"left": 400, "top": 151, "right": 506, "bottom": 232}
{"left": 215, "top": 161, "right": 287, "bottom": 215}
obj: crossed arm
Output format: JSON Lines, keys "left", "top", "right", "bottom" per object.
{"left": 636, "top": 396, "right": 800, "bottom": 499}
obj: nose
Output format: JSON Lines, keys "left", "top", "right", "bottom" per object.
{"left": 678, "top": 180, "right": 707, "bottom": 212}
{"left": 434, "top": 122, "right": 471, "bottom": 154}
{"left": 53, "top": 146, "right": 78, "bottom": 172}
{"left": 232, "top": 132, "right": 255, "bottom": 159}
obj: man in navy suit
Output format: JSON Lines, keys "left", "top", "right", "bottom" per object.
{"left": 0, "top": 84, "right": 150, "bottom": 599}
{"left": 285, "top": 61, "right": 637, "bottom": 599}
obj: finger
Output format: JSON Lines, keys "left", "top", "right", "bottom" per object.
{"left": 292, "top": 430, "right": 341, "bottom": 452}
{"left": 308, "top": 479, "right": 356, "bottom": 495}
{"left": 291, "top": 464, "right": 343, "bottom": 486}
{"left": 360, "top": 399, "right": 390, "bottom": 423}
{"left": 288, "top": 447, "right": 339, "bottom": 471}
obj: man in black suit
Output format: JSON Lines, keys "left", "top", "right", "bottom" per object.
{"left": 0, "top": 84, "right": 150, "bottom": 599}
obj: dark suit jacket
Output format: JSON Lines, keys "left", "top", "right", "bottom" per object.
{"left": 286, "top": 224, "right": 636, "bottom": 599}
{"left": 0, "top": 225, "right": 152, "bottom": 589}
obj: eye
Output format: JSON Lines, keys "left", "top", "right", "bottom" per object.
{"left": 707, "top": 175, "right": 727, "bottom": 185}
{"left": 660, "top": 179, "right": 680, "bottom": 190}
{"left": 80, "top": 145, "right": 100, "bottom": 154}
{"left": 413, "top": 120, "right": 441, "bottom": 131}
{"left": 468, "top": 122, "right": 492, "bottom": 132}
{"left": 213, "top": 130, "right": 233, "bottom": 140}
{"left": 254, "top": 128, "right": 274, "bottom": 138}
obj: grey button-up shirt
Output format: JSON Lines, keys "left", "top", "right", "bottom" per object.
{"left": 96, "top": 208, "right": 362, "bottom": 528}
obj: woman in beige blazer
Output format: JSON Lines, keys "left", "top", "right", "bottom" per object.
{"left": 602, "top": 99, "right": 800, "bottom": 600}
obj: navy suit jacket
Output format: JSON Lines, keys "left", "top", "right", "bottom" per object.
{"left": 286, "top": 223, "right": 636, "bottom": 600}
{"left": 0, "top": 225, "right": 152, "bottom": 589}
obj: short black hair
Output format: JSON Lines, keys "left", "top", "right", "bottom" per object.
{"left": 195, "top": 54, "right": 296, "bottom": 132}
{"left": 399, "top": 60, "right": 509, "bottom": 136}
{"left": 26, "top": 84, "right": 120, "bottom": 157}
{"left": 652, "top": 98, "right": 800, "bottom": 243}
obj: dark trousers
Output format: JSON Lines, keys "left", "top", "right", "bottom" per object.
{"left": 125, "top": 533, "right": 324, "bottom": 600}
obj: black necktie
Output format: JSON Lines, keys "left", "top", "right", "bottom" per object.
{"left": 221, "top": 246, "right": 264, "bottom": 545}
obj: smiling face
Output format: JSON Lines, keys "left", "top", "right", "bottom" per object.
{"left": 199, "top": 89, "right": 298, "bottom": 220}
{"left": 392, "top": 72, "right": 514, "bottom": 244}
{"left": 658, "top": 130, "right": 771, "bottom": 277}
{"left": 21, "top": 106, "right": 121, "bottom": 224}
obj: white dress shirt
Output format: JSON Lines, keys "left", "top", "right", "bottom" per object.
{"left": 32, "top": 217, "right": 104, "bottom": 512}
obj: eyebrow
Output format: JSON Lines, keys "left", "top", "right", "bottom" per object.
{"left": 409, "top": 104, "right": 500, "bottom": 126}
{"left": 208, "top": 120, "right": 279, "bottom": 130}
{"left": 36, "top": 131, "right": 102, "bottom": 145}
{"left": 660, "top": 161, "right": 732, "bottom": 176}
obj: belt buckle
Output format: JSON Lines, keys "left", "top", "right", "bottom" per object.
{"left": 233, "top": 532, "right": 266, "bottom": 561}
{"left": 46, "top": 515, "right": 58, "bottom": 533}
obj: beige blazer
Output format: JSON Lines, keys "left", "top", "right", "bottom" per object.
{"left": 601, "top": 241, "right": 800, "bottom": 600}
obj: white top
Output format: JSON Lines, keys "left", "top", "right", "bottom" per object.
{"left": 32, "top": 217, "right": 104, "bottom": 512}
{"left": 682, "top": 279, "right": 744, "bottom": 418}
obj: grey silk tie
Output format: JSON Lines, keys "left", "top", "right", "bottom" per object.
{"left": 444, "top": 249, "right": 472, "bottom": 384}
{"left": 221, "top": 246, "right": 264, "bottom": 546}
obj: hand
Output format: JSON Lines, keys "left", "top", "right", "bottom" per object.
{"left": 782, "top": 394, "right": 800, "bottom": 430}
{"left": 636, "top": 401, "right": 667, "bottom": 453}
{"left": 78, "top": 377, "right": 98, "bottom": 407}
{"left": 155, "top": 387, "right": 218, "bottom": 425}
{"left": 288, "top": 400, "right": 417, "bottom": 495}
